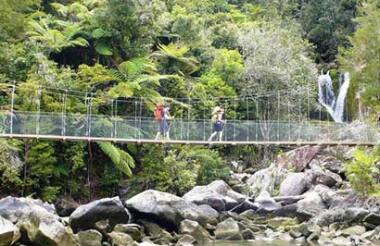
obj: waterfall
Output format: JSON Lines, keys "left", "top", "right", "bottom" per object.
{"left": 318, "top": 72, "right": 350, "bottom": 123}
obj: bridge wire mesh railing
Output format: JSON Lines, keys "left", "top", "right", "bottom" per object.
{"left": 0, "top": 111, "right": 378, "bottom": 144}
{"left": 0, "top": 83, "right": 379, "bottom": 144}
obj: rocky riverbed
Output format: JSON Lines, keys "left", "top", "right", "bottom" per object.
{"left": 1, "top": 146, "right": 380, "bottom": 246}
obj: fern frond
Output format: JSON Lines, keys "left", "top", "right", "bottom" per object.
{"left": 97, "top": 142, "right": 134, "bottom": 176}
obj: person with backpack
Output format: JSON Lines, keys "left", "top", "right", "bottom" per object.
{"left": 154, "top": 104, "right": 172, "bottom": 140}
{"left": 208, "top": 106, "right": 225, "bottom": 142}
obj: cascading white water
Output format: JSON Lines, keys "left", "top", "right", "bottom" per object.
{"left": 318, "top": 72, "right": 350, "bottom": 123}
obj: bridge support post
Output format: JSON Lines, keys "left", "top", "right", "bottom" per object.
{"left": 61, "top": 90, "right": 67, "bottom": 137}
{"left": 10, "top": 84, "right": 15, "bottom": 136}
{"left": 36, "top": 85, "right": 41, "bottom": 136}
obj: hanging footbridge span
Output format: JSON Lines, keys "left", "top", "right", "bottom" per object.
{"left": 0, "top": 84, "right": 378, "bottom": 146}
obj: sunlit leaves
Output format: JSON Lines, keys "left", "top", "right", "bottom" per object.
{"left": 97, "top": 141, "right": 135, "bottom": 177}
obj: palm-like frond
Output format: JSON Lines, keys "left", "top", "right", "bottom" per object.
{"left": 97, "top": 141, "right": 135, "bottom": 177}
{"left": 152, "top": 43, "right": 200, "bottom": 75}
{"left": 27, "top": 18, "right": 88, "bottom": 52}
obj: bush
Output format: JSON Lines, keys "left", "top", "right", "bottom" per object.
{"left": 345, "top": 147, "right": 380, "bottom": 197}
{"left": 128, "top": 146, "right": 229, "bottom": 196}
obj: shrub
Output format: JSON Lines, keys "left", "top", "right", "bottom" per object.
{"left": 345, "top": 147, "right": 380, "bottom": 197}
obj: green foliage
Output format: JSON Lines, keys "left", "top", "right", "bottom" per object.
{"left": 299, "top": 0, "right": 357, "bottom": 63}
{"left": 128, "top": 146, "right": 229, "bottom": 196}
{"left": 97, "top": 142, "right": 135, "bottom": 177}
{"left": 345, "top": 147, "right": 380, "bottom": 197}
{"left": 0, "top": 140, "right": 23, "bottom": 193}
{"left": 338, "top": 0, "right": 380, "bottom": 118}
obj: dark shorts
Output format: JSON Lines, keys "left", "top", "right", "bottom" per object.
{"left": 160, "top": 119, "right": 169, "bottom": 134}
{"left": 213, "top": 121, "right": 224, "bottom": 132}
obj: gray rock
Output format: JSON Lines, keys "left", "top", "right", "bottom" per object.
{"left": 94, "top": 219, "right": 111, "bottom": 234}
{"left": 276, "top": 146, "right": 320, "bottom": 171}
{"left": 331, "top": 236, "right": 351, "bottom": 245}
{"left": 107, "top": 231, "right": 137, "bottom": 246}
{"left": 215, "top": 218, "right": 242, "bottom": 240}
{"left": 18, "top": 209, "right": 79, "bottom": 246}
{"left": 229, "top": 199, "right": 258, "bottom": 213}
{"left": 254, "top": 191, "right": 281, "bottom": 212}
{"left": 307, "top": 162, "right": 342, "bottom": 187}
{"left": 77, "top": 230, "right": 102, "bottom": 246}
{"left": 183, "top": 180, "right": 246, "bottom": 211}
{"left": 247, "top": 167, "right": 287, "bottom": 197}
{"left": 238, "top": 210, "right": 257, "bottom": 221}
{"left": 279, "top": 173, "right": 308, "bottom": 196}
{"left": 341, "top": 225, "right": 366, "bottom": 236}
{"left": 296, "top": 191, "right": 326, "bottom": 217}
{"left": 363, "top": 213, "right": 380, "bottom": 226}
{"left": 0, "top": 197, "right": 76, "bottom": 246}
{"left": 314, "top": 207, "right": 370, "bottom": 226}
{"left": 267, "top": 217, "right": 297, "bottom": 229}
{"left": 312, "top": 184, "right": 336, "bottom": 207}
{"left": 179, "top": 219, "right": 212, "bottom": 245}
{"left": 55, "top": 197, "right": 79, "bottom": 217}
{"left": 344, "top": 208, "right": 369, "bottom": 223}
{"left": 273, "top": 195, "right": 306, "bottom": 205}
{"left": 69, "top": 197, "right": 130, "bottom": 233}
{"left": 126, "top": 190, "right": 218, "bottom": 229}
{"left": 0, "top": 216, "right": 20, "bottom": 246}
{"left": 271, "top": 204, "right": 310, "bottom": 221}
{"left": 175, "top": 234, "right": 196, "bottom": 246}
{"left": 113, "top": 224, "right": 142, "bottom": 241}
{"left": 0, "top": 196, "right": 56, "bottom": 223}
{"left": 241, "top": 228, "right": 255, "bottom": 240}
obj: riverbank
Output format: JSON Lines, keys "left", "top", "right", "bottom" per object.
{"left": 1, "top": 146, "right": 379, "bottom": 246}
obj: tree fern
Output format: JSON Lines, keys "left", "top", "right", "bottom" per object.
{"left": 97, "top": 141, "right": 135, "bottom": 177}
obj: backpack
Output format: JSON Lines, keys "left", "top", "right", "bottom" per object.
{"left": 154, "top": 106, "right": 163, "bottom": 121}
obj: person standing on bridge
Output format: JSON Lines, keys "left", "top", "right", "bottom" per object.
{"left": 154, "top": 104, "right": 172, "bottom": 140}
{"left": 208, "top": 106, "right": 225, "bottom": 142}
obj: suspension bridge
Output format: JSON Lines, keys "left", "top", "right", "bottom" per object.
{"left": 0, "top": 83, "right": 378, "bottom": 146}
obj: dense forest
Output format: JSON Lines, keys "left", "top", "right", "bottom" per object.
{"left": 0, "top": 0, "right": 379, "bottom": 205}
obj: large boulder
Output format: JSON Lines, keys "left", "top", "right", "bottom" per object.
{"left": 214, "top": 218, "right": 242, "bottom": 240}
{"left": 276, "top": 146, "right": 320, "bottom": 171}
{"left": 312, "top": 185, "right": 337, "bottom": 207}
{"left": 306, "top": 162, "right": 342, "bottom": 187}
{"left": 0, "top": 196, "right": 56, "bottom": 223}
{"left": 279, "top": 173, "right": 308, "bottom": 196}
{"left": 18, "top": 210, "right": 79, "bottom": 246}
{"left": 253, "top": 191, "right": 281, "bottom": 213}
{"left": 183, "top": 180, "right": 246, "bottom": 211}
{"left": 246, "top": 166, "right": 287, "bottom": 196}
{"left": 363, "top": 213, "right": 380, "bottom": 226}
{"left": 0, "top": 196, "right": 77, "bottom": 246}
{"left": 69, "top": 197, "right": 130, "bottom": 233}
{"left": 126, "top": 190, "right": 218, "bottom": 229}
{"left": 313, "top": 207, "right": 370, "bottom": 227}
{"left": 0, "top": 216, "right": 20, "bottom": 245}
{"left": 296, "top": 191, "right": 326, "bottom": 218}
{"left": 179, "top": 220, "right": 212, "bottom": 245}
